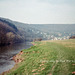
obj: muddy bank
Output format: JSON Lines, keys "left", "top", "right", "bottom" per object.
{"left": 13, "top": 51, "right": 24, "bottom": 63}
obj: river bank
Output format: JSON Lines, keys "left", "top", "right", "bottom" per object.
{"left": 1, "top": 39, "right": 75, "bottom": 75}
{"left": 0, "top": 42, "right": 32, "bottom": 74}
{"left": 0, "top": 50, "right": 24, "bottom": 75}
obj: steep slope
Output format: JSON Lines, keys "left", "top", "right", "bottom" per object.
{"left": 0, "top": 17, "right": 44, "bottom": 41}
{"left": 0, "top": 19, "right": 23, "bottom": 46}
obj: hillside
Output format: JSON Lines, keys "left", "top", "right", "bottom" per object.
{"left": 0, "top": 17, "right": 44, "bottom": 41}
{"left": 0, "top": 17, "right": 75, "bottom": 41}
{"left": 0, "top": 19, "right": 23, "bottom": 46}
{"left": 1, "top": 39, "right": 75, "bottom": 75}
{"left": 30, "top": 24, "right": 75, "bottom": 40}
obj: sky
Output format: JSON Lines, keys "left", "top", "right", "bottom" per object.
{"left": 0, "top": 0, "right": 75, "bottom": 24}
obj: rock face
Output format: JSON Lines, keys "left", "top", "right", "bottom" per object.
{"left": 0, "top": 19, "right": 23, "bottom": 46}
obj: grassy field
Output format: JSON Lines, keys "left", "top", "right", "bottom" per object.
{"left": 2, "top": 39, "right": 75, "bottom": 75}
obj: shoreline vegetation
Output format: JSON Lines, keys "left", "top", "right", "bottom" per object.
{"left": 1, "top": 39, "right": 75, "bottom": 75}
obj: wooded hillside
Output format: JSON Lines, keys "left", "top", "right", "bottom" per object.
{"left": 0, "top": 19, "right": 23, "bottom": 46}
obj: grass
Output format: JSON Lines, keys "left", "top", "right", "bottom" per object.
{"left": 2, "top": 39, "right": 75, "bottom": 75}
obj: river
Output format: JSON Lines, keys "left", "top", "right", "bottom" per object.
{"left": 0, "top": 42, "right": 32, "bottom": 74}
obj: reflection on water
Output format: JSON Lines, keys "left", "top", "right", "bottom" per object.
{"left": 0, "top": 42, "right": 32, "bottom": 74}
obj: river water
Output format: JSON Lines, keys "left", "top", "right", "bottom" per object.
{"left": 0, "top": 42, "right": 32, "bottom": 74}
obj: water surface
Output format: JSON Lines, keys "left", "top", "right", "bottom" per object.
{"left": 0, "top": 42, "right": 32, "bottom": 74}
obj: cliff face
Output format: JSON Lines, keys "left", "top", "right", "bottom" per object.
{"left": 0, "top": 19, "right": 23, "bottom": 46}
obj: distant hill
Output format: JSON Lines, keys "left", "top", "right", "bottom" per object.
{"left": 0, "top": 18, "right": 23, "bottom": 46}
{"left": 30, "top": 24, "right": 75, "bottom": 38}
{"left": 0, "top": 17, "right": 44, "bottom": 41}
{"left": 0, "top": 17, "right": 75, "bottom": 43}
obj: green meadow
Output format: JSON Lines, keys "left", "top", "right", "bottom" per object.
{"left": 3, "top": 39, "right": 75, "bottom": 75}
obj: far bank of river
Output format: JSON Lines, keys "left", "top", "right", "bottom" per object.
{"left": 0, "top": 42, "right": 33, "bottom": 74}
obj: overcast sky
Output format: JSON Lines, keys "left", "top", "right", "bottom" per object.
{"left": 0, "top": 0, "right": 75, "bottom": 24}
